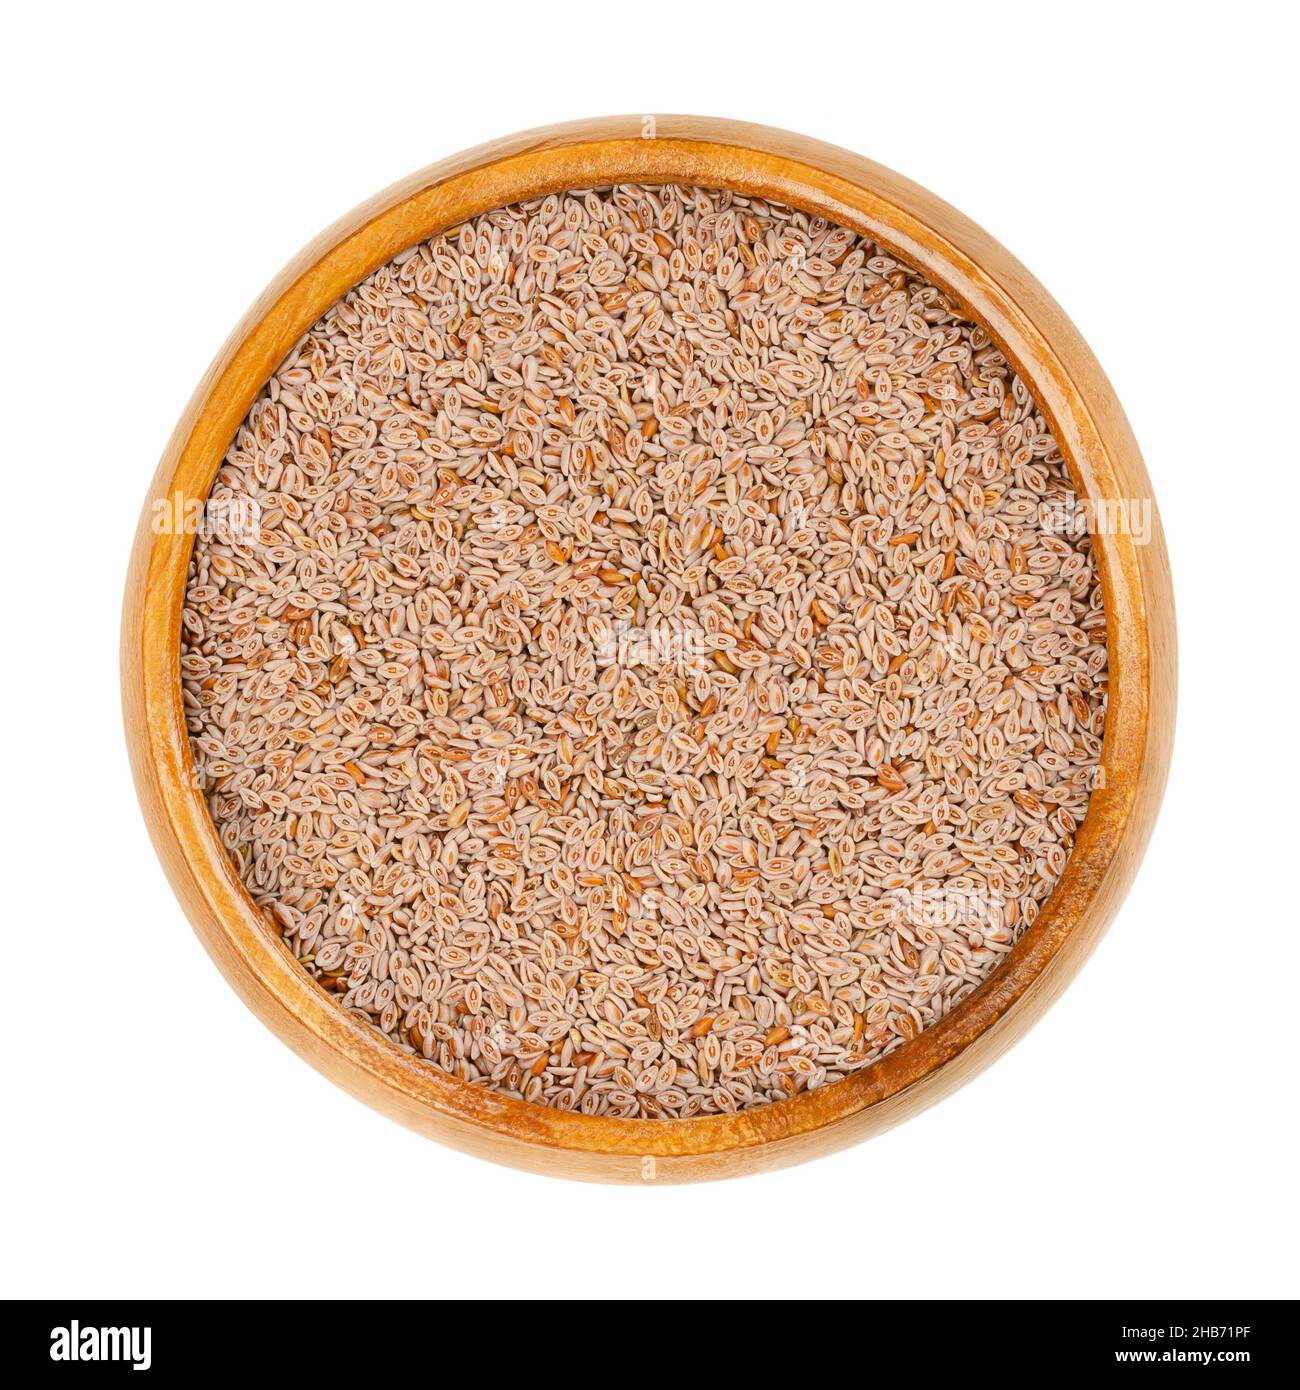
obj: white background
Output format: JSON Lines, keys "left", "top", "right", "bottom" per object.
{"left": 3, "top": 0, "right": 1295, "bottom": 1301}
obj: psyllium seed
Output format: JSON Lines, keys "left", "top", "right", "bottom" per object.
{"left": 181, "top": 184, "right": 1107, "bottom": 1118}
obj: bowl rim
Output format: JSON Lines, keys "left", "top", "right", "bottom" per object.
{"left": 122, "top": 115, "right": 1175, "bottom": 1182}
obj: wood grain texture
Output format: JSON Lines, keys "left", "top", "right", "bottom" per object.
{"left": 121, "top": 116, "right": 1176, "bottom": 1182}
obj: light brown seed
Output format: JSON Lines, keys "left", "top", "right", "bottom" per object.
{"left": 181, "top": 182, "right": 1107, "bottom": 1120}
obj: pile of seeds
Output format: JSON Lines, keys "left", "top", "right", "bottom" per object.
{"left": 181, "top": 184, "right": 1107, "bottom": 1118}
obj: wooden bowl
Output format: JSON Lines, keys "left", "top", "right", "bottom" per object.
{"left": 122, "top": 116, "right": 1176, "bottom": 1182}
